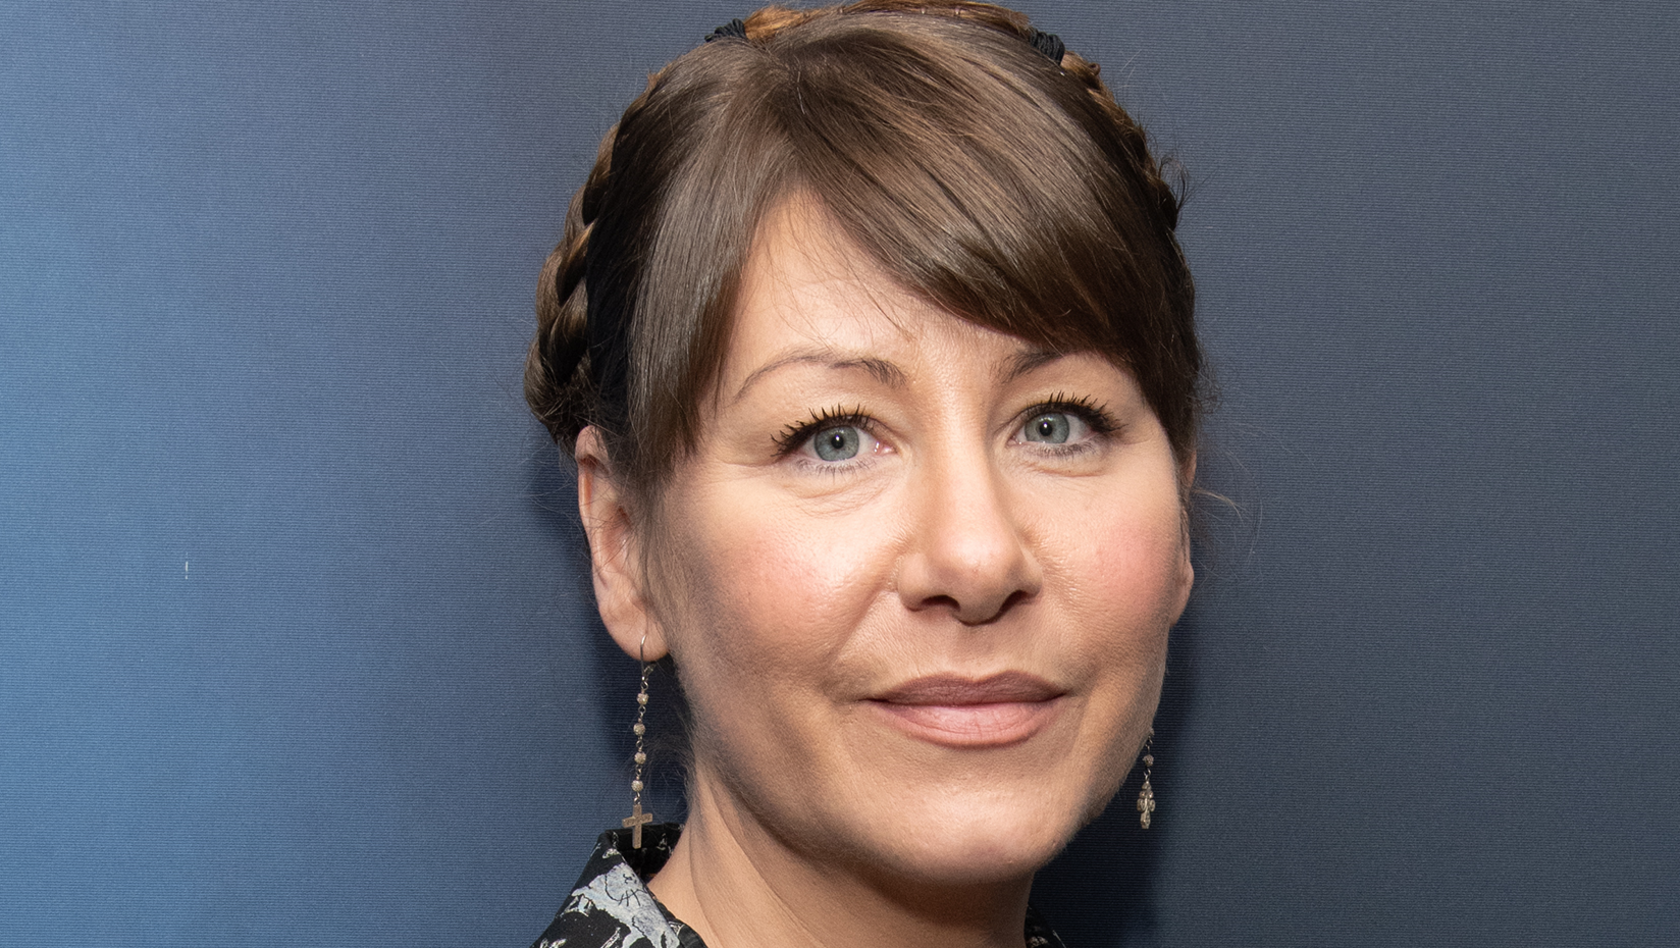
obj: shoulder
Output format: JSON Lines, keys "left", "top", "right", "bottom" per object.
{"left": 532, "top": 825, "right": 704, "bottom": 948}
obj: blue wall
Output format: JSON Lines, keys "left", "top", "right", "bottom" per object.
{"left": 3, "top": 2, "right": 1676, "bottom": 945}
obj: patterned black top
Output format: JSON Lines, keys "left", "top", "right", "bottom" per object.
{"left": 532, "top": 823, "right": 1068, "bottom": 948}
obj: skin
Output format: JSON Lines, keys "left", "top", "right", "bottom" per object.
{"left": 576, "top": 196, "right": 1194, "bottom": 948}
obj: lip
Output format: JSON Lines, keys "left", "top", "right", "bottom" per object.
{"left": 869, "top": 672, "right": 1065, "bottom": 748}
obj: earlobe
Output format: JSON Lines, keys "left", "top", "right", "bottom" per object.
{"left": 575, "top": 426, "right": 670, "bottom": 662}
{"left": 1171, "top": 554, "right": 1195, "bottom": 625}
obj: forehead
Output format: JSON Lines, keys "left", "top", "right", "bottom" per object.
{"left": 735, "top": 196, "right": 920, "bottom": 347}
{"left": 722, "top": 197, "right": 1044, "bottom": 390}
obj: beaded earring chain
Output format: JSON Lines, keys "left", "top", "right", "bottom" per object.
{"left": 621, "top": 636, "right": 654, "bottom": 848}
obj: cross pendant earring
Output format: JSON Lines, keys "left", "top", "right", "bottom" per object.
{"left": 1136, "top": 729, "right": 1156, "bottom": 829}
{"left": 623, "top": 802, "right": 653, "bottom": 848}
{"left": 622, "top": 640, "right": 654, "bottom": 848}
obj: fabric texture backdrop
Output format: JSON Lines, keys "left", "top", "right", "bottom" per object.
{"left": 2, "top": 2, "right": 1675, "bottom": 945}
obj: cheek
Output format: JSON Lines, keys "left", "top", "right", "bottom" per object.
{"left": 654, "top": 490, "right": 898, "bottom": 803}
{"left": 1042, "top": 482, "right": 1187, "bottom": 665}
{"left": 657, "top": 487, "right": 891, "bottom": 708}
{"left": 1092, "top": 509, "right": 1189, "bottom": 625}
{"left": 1047, "top": 488, "right": 1185, "bottom": 794}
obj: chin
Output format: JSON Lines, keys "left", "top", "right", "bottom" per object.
{"left": 862, "top": 780, "right": 1106, "bottom": 888}
{"left": 920, "top": 831, "right": 1071, "bottom": 886}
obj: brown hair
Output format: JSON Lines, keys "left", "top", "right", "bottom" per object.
{"left": 526, "top": 0, "right": 1200, "bottom": 508}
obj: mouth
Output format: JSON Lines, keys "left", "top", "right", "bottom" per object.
{"left": 869, "top": 672, "right": 1065, "bottom": 748}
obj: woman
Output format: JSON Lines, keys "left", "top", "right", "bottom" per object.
{"left": 524, "top": 2, "right": 1201, "bottom": 946}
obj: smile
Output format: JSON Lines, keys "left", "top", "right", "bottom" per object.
{"left": 869, "top": 672, "right": 1065, "bottom": 748}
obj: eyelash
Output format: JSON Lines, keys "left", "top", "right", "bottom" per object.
{"left": 771, "top": 395, "right": 1119, "bottom": 458}
{"left": 1027, "top": 393, "right": 1119, "bottom": 440}
{"left": 773, "top": 405, "right": 874, "bottom": 458}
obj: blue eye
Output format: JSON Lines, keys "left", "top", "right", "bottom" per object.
{"left": 812, "top": 425, "right": 862, "bottom": 461}
{"left": 1022, "top": 412, "right": 1073, "bottom": 444}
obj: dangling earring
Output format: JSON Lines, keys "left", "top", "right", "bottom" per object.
{"left": 1136, "top": 730, "right": 1156, "bottom": 829}
{"left": 621, "top": 633, "right": 654, "bottom": 848}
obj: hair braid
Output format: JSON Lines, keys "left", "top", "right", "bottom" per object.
{"left": 1056, "top": 51, "right": 1186, "bottom": 234}
{"left": 525, "top": 79, "right": 664, "bottom": 451}
{"left": 1052, "top": 44, "right": 1200, "bottom": 443}
{"left": 746, "top": 0, "right": 1029, "bottom": 36}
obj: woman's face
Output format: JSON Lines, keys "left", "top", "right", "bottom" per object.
{"left": 585, "top": 198, "right": 1192, "bottom": 888}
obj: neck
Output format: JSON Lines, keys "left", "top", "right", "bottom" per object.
{"left": 648, "top": 779, "right": 1033, "bottom": 948}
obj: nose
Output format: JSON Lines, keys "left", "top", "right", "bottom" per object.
{"left": 896, "top": 447, "right": 1041, "bottom": 624}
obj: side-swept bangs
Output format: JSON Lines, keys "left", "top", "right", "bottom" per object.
{"left": 533, "top": 4, "right": 1198, "bottom": 500}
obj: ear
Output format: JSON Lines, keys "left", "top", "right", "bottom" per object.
{"left": 1170, "top": 449, "right": 1197, "bottom": 623}
{"left": 575, "top": 426, "right": 670, "bottom": 662}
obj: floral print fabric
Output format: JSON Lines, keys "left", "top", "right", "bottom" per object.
{"left": 532, "top": 824, "right": 701, "bottom": 948}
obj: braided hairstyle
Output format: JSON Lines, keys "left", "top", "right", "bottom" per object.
{"left": 526, "top": 0, "right": 1198, "bottom": 511}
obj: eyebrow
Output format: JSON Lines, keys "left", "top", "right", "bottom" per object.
{"left": 1001, "top": 346, "right": 1066, "bottom": 382}
{"left": 730, "top": 343, "right": 1068, "bottom": 404}
{"left": 731, "top": 349, "right": 907, "bottom": 404}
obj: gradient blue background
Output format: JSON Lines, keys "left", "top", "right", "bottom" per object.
{"left": 3, "top": 2, "right": 1676, "bottom": 945}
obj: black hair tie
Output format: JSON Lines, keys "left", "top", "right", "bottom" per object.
{"left": 1026, "top": 27, "right": 1065, "bottom": 65}
{"left": 706, "top": 18, "right": 747, "bottom": 42}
